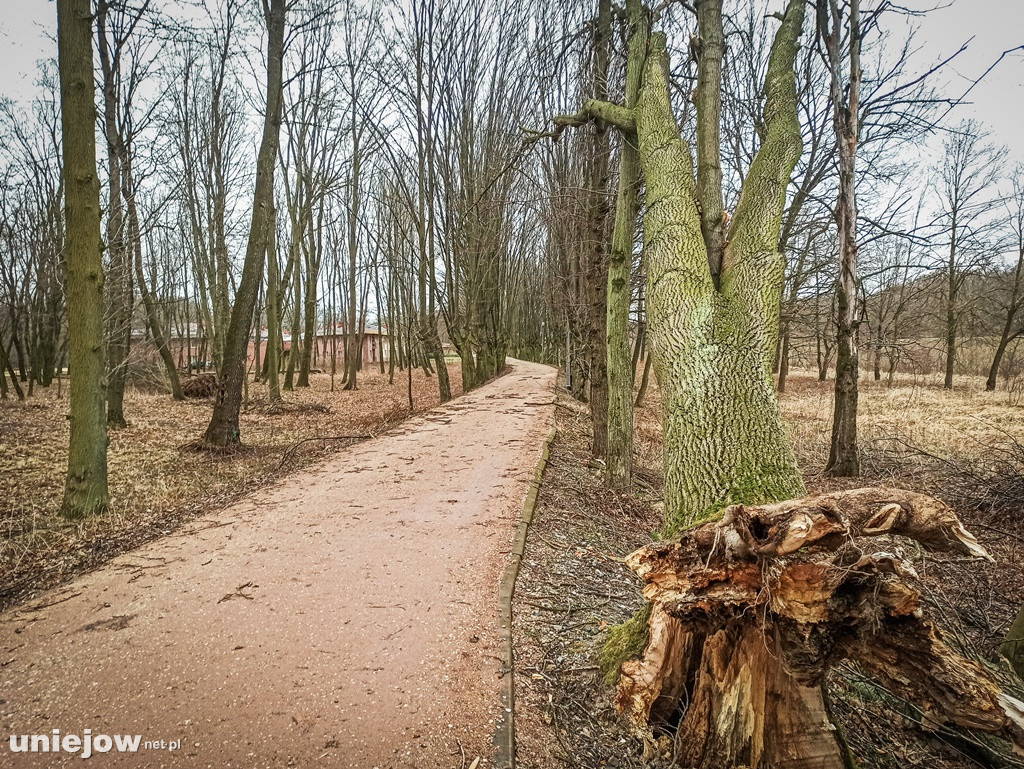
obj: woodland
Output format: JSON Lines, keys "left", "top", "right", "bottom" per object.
{"left": 3, "top": 0, "right": 1024, "bottom": 766}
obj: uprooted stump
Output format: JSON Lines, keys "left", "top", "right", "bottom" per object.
{"left": 615, "top": 487, "right": 1024, "bottom": 768}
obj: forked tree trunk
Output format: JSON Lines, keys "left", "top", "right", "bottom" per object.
{"left": 203, "top": 0, "right": 285, "bottom": 447}
{"left": 58, "top": 0, "right": 109, "bottom": 517}
{"left": 635, "top": 5, "right": 807, "bottom": 532}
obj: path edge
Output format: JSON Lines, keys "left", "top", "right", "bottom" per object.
{"left": 494, "top": 423, "right": 556, "bottom": 769}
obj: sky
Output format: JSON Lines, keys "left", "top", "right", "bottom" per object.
{"left": 0, "top": 0, "right": 1022, "bottom": 159}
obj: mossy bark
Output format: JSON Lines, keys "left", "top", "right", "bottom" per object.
{"left": 605, "top": 0, "right": 647, "bottom": 490}
{"left": 635, "top": 7, "right": 806, "bottom": 532}
{"left": 58, "top": 0, "right": 109, "bottom": 517}
{"left": 1003, "top": 602, "right": 1024, "bottom": 680}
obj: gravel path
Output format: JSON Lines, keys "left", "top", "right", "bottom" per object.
{"left": 0, "top": 360, "right": 556, "bottom": 768}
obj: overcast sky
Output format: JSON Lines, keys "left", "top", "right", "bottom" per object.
{"left": 0, "top": 0, "right": 1022, "bottom": 160}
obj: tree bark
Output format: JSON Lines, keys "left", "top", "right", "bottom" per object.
{"left": 821, "top": 0, "right": 861, "bottom": 477}
{"left": 265, "top": 206, "right": 282, "bottom": 403}
{"left": 58, "top": 0, "right": 109, "bottom": 517}
{"left": 694, "top": 0, "right": 726, "bottom": 281}
{"left": 344, "top": 101, "right": 362, "bottom": 391}
{"left": 633, "top": 2, "right": 807, "bottom": 531}
{"left": 605, "top": 0, "right": 646, "bottom": 489}
{"left": 97, "top": 1, "right": 132, "bottom": 428}
{"left": 203, "top": 0, "right": 285, "bottom": 447}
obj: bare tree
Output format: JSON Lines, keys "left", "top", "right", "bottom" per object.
{"left": 203, "top": 0, "right": 286, "bottom": 447}
{"left": 58, "top": 0, "right": 109, "bottom": 516}
{"left": 931, "top": 121, "right": 1004, "bottom": 390}
{"left": 987, "top": 169, "right": 1024, "bottom": 390}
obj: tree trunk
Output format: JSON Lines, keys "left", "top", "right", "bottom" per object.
{"left": 605, "top": 0, "right": 645, "bottom": 490}
{"left": 1002, "top": 602, "right": 1024, "bottom": 680}
{"left": 674, "top": 623, "right": 848, "bottom": 769}
{"left": 265, "top": 206, "right": 282, "bottom": 403}
{"left": 97, "top": 1, "right": 131, "bottom": 428}
{"left": 297, "top": 237, "right": 317, "bottom": 388}
{"left": 203, "top": 0, "right": 285, "bottom": 447}
{"left": 344, "top": 119, "right": 361, "bottom": 391}
{"left": 631, "top": 13, "right": 806, "bottom": 532}
{"left": 584, "top": 0, "right": 613, "bottom": 462}
{"left": 944, "top": 216, "right": 958, "bottom": 391}
{"left": 634, "top": 353, "right": 652, "bottom": 407}
{"left": 822, "top": 0, "right": 861, "bottom": 477}
{"left": 1, "top": 338, "right": 24, "bottom": 401}
{"left": 284, "top": 244, "right": 301, "bottom": 391}
{"left": 58, "top": 0, "right": 109, "bottom": 517}
{"left": 777, "top": 320, "right": 791, "bottom": 393}
{"left": 944, "top": 286, "right": 956, "bottom": 390}
{"left": 987, "top": 333, "right": 1013, "bottom": 392}
{"left": 619, "top": 488, "right": 1024, "bottom": 763}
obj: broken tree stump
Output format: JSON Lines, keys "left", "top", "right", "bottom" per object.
{"left": 615, "top": 487, "right": 1024, "bottom": 768}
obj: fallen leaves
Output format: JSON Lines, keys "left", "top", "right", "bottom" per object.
{"left": 0, "top": 366, "right": 462, "bottom": 610}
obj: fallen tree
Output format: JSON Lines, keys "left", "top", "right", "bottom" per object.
{"left": 614, "top": 487, "right": 1024, "bottom": 767}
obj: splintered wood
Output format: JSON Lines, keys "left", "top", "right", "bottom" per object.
{"left": 616, "top": 488, "right": 1024, "bottom": 768}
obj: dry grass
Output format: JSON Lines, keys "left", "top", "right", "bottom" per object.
{"left": 635, "top": 368, "right": 1024, "bottom": 477}
{"left": 781, "top": 369, "right": 1024, "bottom": 471}
{"left": 0, "top": 365, "right": 462, "bottom": 609}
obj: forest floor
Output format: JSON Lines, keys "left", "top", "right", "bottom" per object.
{"left": 0, "top": 359, "right": 557, "bottom": 768}
{"left": 0, "top": 365, "right": 463, "bottom": 611}
{"left": 513, "top": 368, "right": 1024, "bottom": 769}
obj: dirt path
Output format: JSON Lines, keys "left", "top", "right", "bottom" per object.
{"left": 0, "top": 360, "right": 556, "bottom": 768}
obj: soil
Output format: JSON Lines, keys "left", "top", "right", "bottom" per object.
{"left": 0, "top": 360, "right": 556, "bottom": 768}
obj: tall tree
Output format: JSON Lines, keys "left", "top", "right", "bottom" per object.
{"left": 818, "top": 0, "right": 862, "bottom": 477}
{"left": 586, "top": 0, "right": 613, "bottom": 460}
{"left": 987, "top": 171, "right": 1024, "bottom": 390}
{"left": 558, "top": 0, "right": 821, "bottom": 757}
{"left": 58, "top": 0, "right": 109, "bottom": 517}
{"left": 933, "top": 122, "right": 1004, "bottom": 390}
{"left": 604, "top": 0, "right": 646, "bottom": 489}
{"left": 202, "top": 0, "right": 286, "bottom": 447}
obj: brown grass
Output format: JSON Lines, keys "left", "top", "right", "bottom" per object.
{"left": 781, "top": 369, "right": 1024, "bottom": 471}
{"left": 0, "top": 366, "right": 462, "bottom": 609}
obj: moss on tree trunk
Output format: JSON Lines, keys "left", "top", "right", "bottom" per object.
{"left": 58, "top": 0, "right": 109, "bottom": 517}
